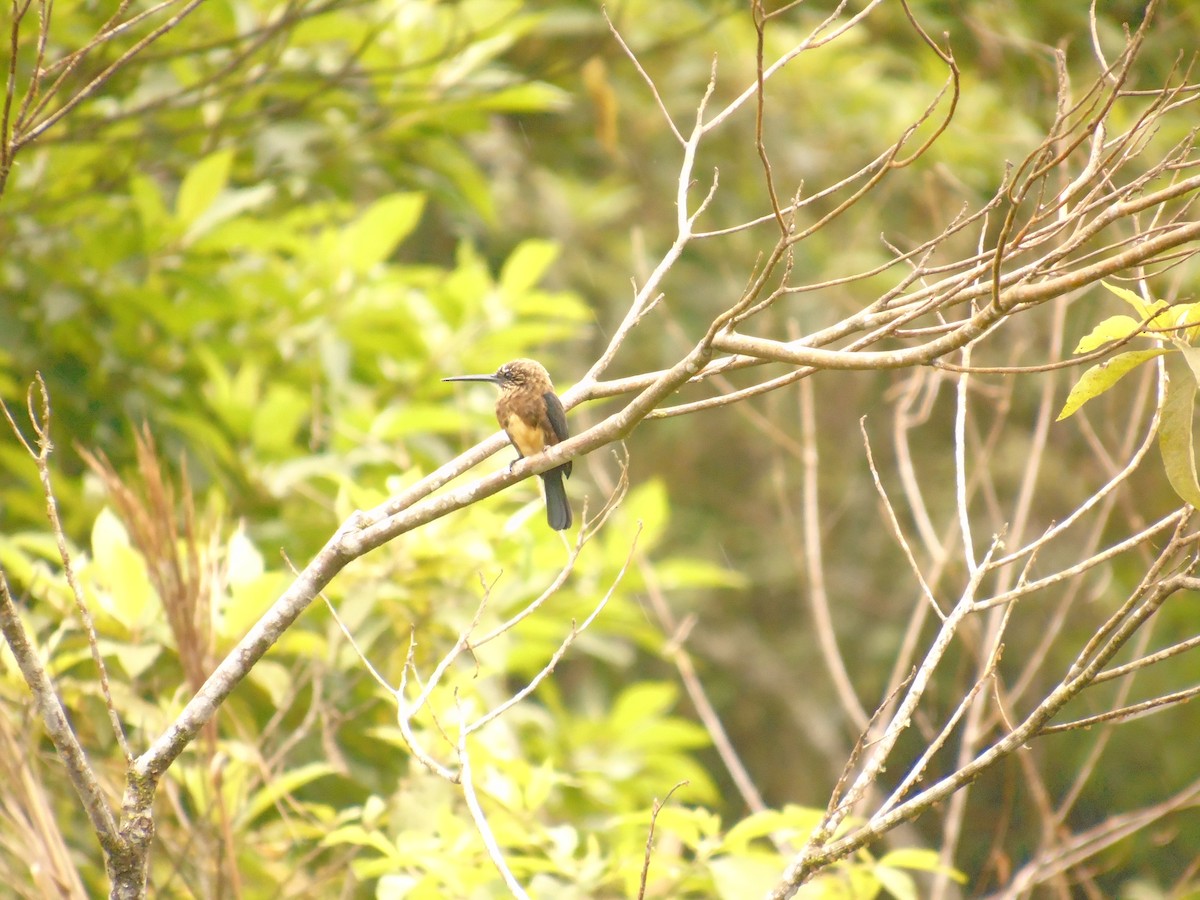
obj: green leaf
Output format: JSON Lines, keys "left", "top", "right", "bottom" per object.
{"left": 1056, "top": 349, "right": 1167, "bottom": 421}
{"left": 251, "top": 382, "right": 310, "bottom": 456}
{"left": 610, "top": 681, "right": 678, "bottom": 728}
{"left": 200, "top": 216, "right": 307, "bottom": 255}
{"left": 622, "top": 716, "right": 710, "bottom": 751}
{"left": 186, "top": 183, "right": 276, "bottom": 244}
{"left": 708, "top": 853, "right": 784, "bottom": 900}
{"left": 91, "top": 507, "right": 157, "bottom": 628}
{"left": 372, "top": 403, "right": 472, "bottom": 438}
{"left": 877, "top": 848, "right": 956, "bottom": 874}
{"left": 199, "top": 350, "right": 262, "bottom": 438}
{"left": 1160, "top": 356, "right": 1200, "bottom": 507}
{"left": 721, "top": 807, "right": 824, "bottom": 855}
{"left": 640, "top": 805, "right": 721, "bottom": 851}
{"left": 247, "top": 659, "right": 296, "bottom": 709}
{"left": 415, "top": 137, "right": 496, "bottom": 224}
{"left": 226, "top": 527, "right": 264, "bottom": 585}
{"left": 129, "top": 173, "right": 173, "bottom": 250}
{"left": 177, "top": 149, "right": 235, "bottom": 228}
{"left": 656, "top": 557, "right": 750, "bottom": 590}
{"left": 340, "top": 193, "right": 425, "bottom": 273}
{"left": 621, "top": 480, "right": 669, "bottom": 550}
{"left": 239, "top": 762, "right": 338, "bottom": 827}
{"left": 98, "top": 639, "right": 162, "bottom": 680}
{"left": 500, "top": 240, "right": 559, "bottom": 296}
{"left": 323, "top": 824, "right": 398, "bottom": 857}
{"left": 875, "top": 849, "right": 966, "bottom": 897}
{"left": 221, "top": 571, "right": 291, "bottom": 642}
{"left": 510, "top": 287, "right": 593, "bottom": 321}
{"left": 875, "top": 865, "right": 917, "bottom": 900}
{"left": 478, "top": 81, "right": 571, "bottom": 113}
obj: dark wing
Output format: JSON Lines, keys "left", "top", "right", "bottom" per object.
{"left": 543, "top": 391, "right": 569, "bottom": 442}
{"left": 542, "top": 390, "right": 572, "bottom": 479}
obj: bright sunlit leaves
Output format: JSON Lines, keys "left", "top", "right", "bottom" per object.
{"left": 1060, "top": 282, "right": 1200, "bottom": 507}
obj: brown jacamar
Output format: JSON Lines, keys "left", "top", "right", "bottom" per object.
{"left": 444, "top": 358, "right": 572, "bottom": 531}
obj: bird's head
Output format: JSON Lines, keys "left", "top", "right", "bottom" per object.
{"left": 443, "top": 358, "right": 553, "bottom": 393}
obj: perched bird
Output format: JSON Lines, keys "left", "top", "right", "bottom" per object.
{"left": 444, "top": 359, "right": 572, "bottom": 530}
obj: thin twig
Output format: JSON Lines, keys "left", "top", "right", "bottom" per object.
{"left": 3, "top": 376, "right": 132, "bottom": 762}
{"left": 637, "top": 781, "right": 689, "bottom": 900}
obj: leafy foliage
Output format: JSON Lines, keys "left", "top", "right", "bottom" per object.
{"left": 1060, "top": 282, "right": 1200, "bottom": 507}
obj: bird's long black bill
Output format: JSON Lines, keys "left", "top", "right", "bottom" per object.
{"left": 443, "top": 374, "right": 501, "bottom": 384}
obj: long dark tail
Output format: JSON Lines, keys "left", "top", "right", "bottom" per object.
{"left": 541, "top": 467, "right": 572, "bottom": 531}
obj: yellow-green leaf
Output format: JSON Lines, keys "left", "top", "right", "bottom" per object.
{"left": 878, "top": 848, "right": 965, "bottom": 880}
{"left": 709, "top": 853, "right": 784, "bottom": 900}
{"left": 611, "top": 681, "right": 677, "bottom": 728}
{"left": 91, "top": 507, "right": 157, "bottom": 628}
{"left": 722, "top": 807, "right": 824, "bottom": 855}
{"left": 621, "top": 480, "right": 669, "bottom": 551}
{"left": 1174, "top": 302, "right": 1200, "bottom": 344}
{"left": 1101, "top": 280, "right": 1162, "bottom": 320}
{"left": 1159, "top": 358, "right": 1200, "bottom": 508}
{"left": 875, "top": 865, "right": 918, "bottom": 900}
{"left": 340, "top": 193, "right": 425, "bottom": 273}
{"left": 129, "top": 173, "right": 171, "bottom": 244}
{"left": 177, "top": 148, "right": 234, "bottom": 228}
{"left": 1178, "top": 344, "right": 1200, "bottom": 382}
{"left": 251, "top": 382, "right": 310, "bottom": 456}
{"left": 323, "top": 824, "right": 397, "bottom": 856}
{"left": 1073, "top": 315, "right": 1142, "bottom": 353}
{"left": 226, "top": 526, "right": 264, "bottom": 585}
{"left": 186, "top": 183, "right": 275, "bottom": 244}
{"left": 1057, "top": 349, "right": 1167, "bottom": 421}
{"left": 239, "top": 762, "right": 338, "bottom": 827}
{"left": 500, "top": 239, "right": 559, "bottom": 296}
